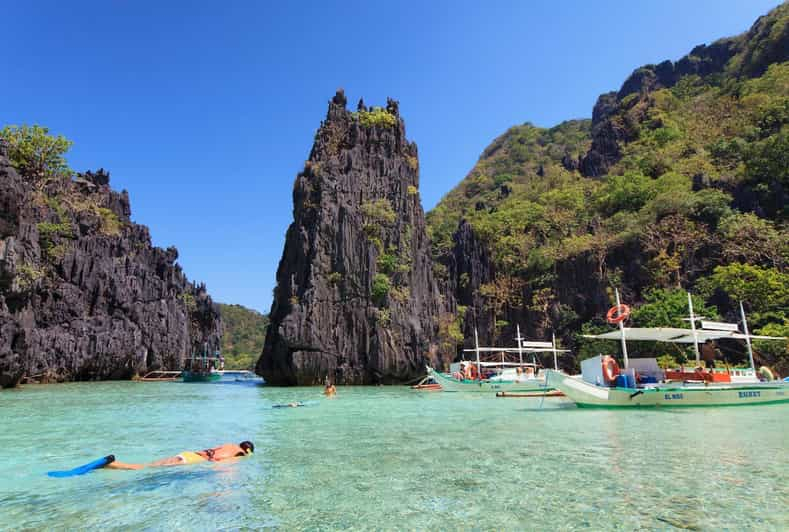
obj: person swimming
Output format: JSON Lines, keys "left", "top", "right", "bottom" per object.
{"left": 105, "top": 441, "right": 254, "bottom": 470}
{"left": 273, "top": 402, "right": 305, "bottom": 408}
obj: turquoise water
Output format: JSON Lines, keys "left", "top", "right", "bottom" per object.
{"left": 1, "top": 382, "right": 787, "bottom": 530}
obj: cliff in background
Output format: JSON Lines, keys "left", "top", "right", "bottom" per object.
{"left": 258, "top": 91, "right": 454, "bottom": 385}
{"left": 428, "top": 3, "right": 789, "bottom": 373}
{"left": 0, "top": 137, "right": 221, "bottom": 388}
{"left": 219, "top": 303, "right": 268, "bottom": 370}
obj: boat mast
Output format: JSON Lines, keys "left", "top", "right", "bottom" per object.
{"left": 688, "top": 292, "right": 700, "bottom": 366}
{"left": 474, "top": 327, "right": 481, "bottom": 379}
{"left": 739, "top": 301, "right": 756, "bottom": 372}
{"left": 516, "top": 324, "right": 524, "bottom": 366}
{"left": 615, "top": 288, "right": 629, "bottom": 369}
{"left": 552, "top": 332, "right": 558, "bottom": 370}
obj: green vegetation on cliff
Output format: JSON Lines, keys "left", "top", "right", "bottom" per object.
{"left": 218, "top": 303, "right": 268, "bottom": 370}
{"left": 354, "top": 107, "right": 398, "bottom": 128}
{"left": 427, "top": 3, "right": 789, "bottom": 374}
{"left": 1, "top": 125, "right": 72, "bottom": 183}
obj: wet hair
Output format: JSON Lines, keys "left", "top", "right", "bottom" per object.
{"left": 240, "top": 441, "right": 254, "bottom": 455}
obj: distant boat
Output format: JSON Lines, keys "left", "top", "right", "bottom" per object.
{"left": 410, "top": 376, "right": 442, "bottom": 391}
{"left": 182, "top": 345, "right": 223, "bottom": 383}
{"left": 427, "top": 325, "right": 565, "bottom": 393}
{"left": 547, "top": 291, "right": 788, "bottom": 408}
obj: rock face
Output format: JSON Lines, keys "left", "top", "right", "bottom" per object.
{"left": 0, "top": 140, "right": 221, "bottom": 388}
{"left": 258, "top": 90, "right": 452, "bottom": 385}
{"left": 580, "top": 7, "right": 789, "bottom": 178}
{"left": 447, "top": 220, "right": 495, "bottom": 339}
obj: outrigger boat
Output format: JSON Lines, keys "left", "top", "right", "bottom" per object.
{"left": 427, "top": 325, "right": 567, "bottom": 393}
{"left": 410, "top": 376, "right": 442, "bottom": 391}
{"left": 182, "top": 345, "right": 224, "bottom": 383}
{"left": 547, "top": 291, "right": 788, "bottom": 408}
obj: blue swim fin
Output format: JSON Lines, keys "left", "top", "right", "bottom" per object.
{"left": 47, "top": 455, "right": 115, "bottom": 478}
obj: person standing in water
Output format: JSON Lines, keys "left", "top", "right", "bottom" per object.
{"left": 323, "top": 376, "right": 337, "bottom": 397}
{"left": 106, "top": 441, "right": 254, "bottom": 470}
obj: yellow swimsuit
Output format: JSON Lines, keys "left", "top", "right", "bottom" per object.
{"left": 177, "top": 451, "right": 207, "bottom": 464}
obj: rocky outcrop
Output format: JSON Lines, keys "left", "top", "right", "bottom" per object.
{"left": 258, "top": 90, "right": 452, "bottom": 385}
{"left": 0, "top": 139, "right": 221, "bottom": 388}
{"left": 581, "top": 3, "right": 789, "bottom": 177}
{"left": 446, "top": 220, "right": 495, "bottom": 340}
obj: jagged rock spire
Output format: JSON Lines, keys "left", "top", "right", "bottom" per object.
{"left": 257, "top": 93, "right": 452, "bottom": 385}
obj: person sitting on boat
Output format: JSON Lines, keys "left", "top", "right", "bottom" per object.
{"left": 701, "top": 340, "right": 719, "bottom": 369}
{"left": 106, "top": 441, "right": 254, "bottom": 470}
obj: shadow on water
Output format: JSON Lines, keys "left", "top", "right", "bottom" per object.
{"left": 105, "top": 467, "right": 219, "bottom": 494}
{"left": 211, "top": 380, "right": 264, "bottom": 388}
{"left": 518, "top": 403, "right": 737, "bottom": 414}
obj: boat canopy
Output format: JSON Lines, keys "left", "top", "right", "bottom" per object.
{"left": 457, "top": 361, "right": 541, "bottom": 367}
{"left": 463, "top": 347, "right": 570, "bottom": 353}
{"left": 584, "top": 326, "right": 784, "bottom": 344}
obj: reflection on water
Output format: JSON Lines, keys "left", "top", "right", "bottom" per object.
{"left": 0, "top": 381, "right": 787, "bottom": 530}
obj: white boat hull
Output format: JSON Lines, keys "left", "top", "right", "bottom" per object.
{"left": 546, "top": 370, "right": 789, "bottom": 408}
{"left": 427, "top": 366, "right": 551, "bottom": 393}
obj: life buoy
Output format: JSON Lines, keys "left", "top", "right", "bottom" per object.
{"left": 602, "top": 355, "right": 620, "bottom": 384}
{"left": 606, "top": 304, "right": 631, "bottom": 324}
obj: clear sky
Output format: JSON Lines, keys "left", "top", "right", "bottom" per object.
{"left": 2, "top": 0, "right": 780, "bottom": 312}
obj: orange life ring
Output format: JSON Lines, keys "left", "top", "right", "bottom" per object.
{"left": 606, "top": 304, "right": 631, "bottom": 324}
{"left": 464, "top": 364, "right": 479, "bottom": 381}
{"left": 602, "top": 355, "right": 620, "bottom": 384}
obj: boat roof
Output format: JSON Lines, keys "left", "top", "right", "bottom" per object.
{"left": 457, "top": 361, "right": 539, "bottom": 367}
{"left": 463, "top": 347, "right": 570, "bottom": 353}
{"left": 584, "top": 327, "right": 785, "bottom": 344}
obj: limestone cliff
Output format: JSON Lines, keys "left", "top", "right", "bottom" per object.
{"left": 580, "top": 4, "right": 789, "bottom": 178}
{"left": 258, "top": 91, "right": 453, "bottom": 385}
{"left": 0, "top": 139, "right": 221, "bottom": 387}
{"left": 427, "top": 3, "right": 789, "bottom": 373}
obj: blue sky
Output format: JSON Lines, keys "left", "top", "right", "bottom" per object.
{"left": 2, "top": 0, "right": 780, "bottom": 312}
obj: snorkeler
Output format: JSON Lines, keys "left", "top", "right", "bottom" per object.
{"left": 105, "top": 441, "right": 254, "bottom": 470}
{"left": 273, "top": 402, "right": 305, "bottom": 408}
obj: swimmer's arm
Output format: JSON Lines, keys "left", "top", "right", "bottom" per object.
{"left": 216, "top": 457, "right": 243, "bottom": 464}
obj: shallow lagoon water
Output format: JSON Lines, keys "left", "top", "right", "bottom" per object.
{"left": 1, "top": 381, "right": 787, "bottom": 530}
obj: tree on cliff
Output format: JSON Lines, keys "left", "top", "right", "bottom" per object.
{"left": 0, "top": 125, "right": 73, "bottom": 183}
